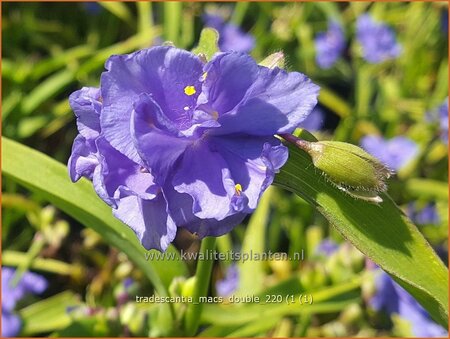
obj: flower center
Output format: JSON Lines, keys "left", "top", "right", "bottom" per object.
{"left": 184, "top": 85, "right": 196, "bottom": 96}
{"left": 235, "top": 184, "right": 243, "bottom": 196}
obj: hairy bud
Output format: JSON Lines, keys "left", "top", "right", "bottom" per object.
{"left": 259, "top": 52, "right": 285, "bottom": 69}
{"left": 281, "top": 134, "right": 392, "bottom": 203}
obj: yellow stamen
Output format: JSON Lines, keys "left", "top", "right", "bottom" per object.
{"left": 184, "top": 85, "right": 196, "bottom": 96}
{"left": 201, "top": 72, "right": 208, "bottom": 81}
{"left": 212, "top": 111, "right": 219, "bottom": 120}
{"left": 235, "top": 183, "right": 243, "bottom": 196}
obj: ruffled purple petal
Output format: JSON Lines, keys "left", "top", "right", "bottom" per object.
{"left": 101, "top": 46, "right": 203, "bottom": 163}
{"left": 69, "top": 87, "right": 102, "bottom": 140}
{"left": 68, "top": 135, "right": 98, "bottom": 182}
{"left": 210, "top": 62, "right": 320, "bottom": 136}
{"left": 164, "top": 184, "right": 246, "bottom": 237}
{"left": 198, "top": 52, "right": 259, "bottom": 116}
{"left": 112, "top": 189, "right": 177, "bottom": 251}
{"left": 92, "top": 137, "right": 159, "bottom": 207}
{"left": 172, "top": 141, "right": 236, "bottom": 221}
{"left": 131, "top": 94, "right": 192, "bottom": 183}
{"left": 210, "top": 135, "right": 288, "bottom": 212}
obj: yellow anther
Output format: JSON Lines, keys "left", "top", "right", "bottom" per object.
{"left": 212, "top": 111, "right": 219, "bottom": 120}
{"left": 184, "top": 85, "right": 196, "bottom": 96}
{"left": 235, "top": 183, "right": 243, "bottom": 196}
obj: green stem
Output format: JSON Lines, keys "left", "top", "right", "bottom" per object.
{"left": 164, "top": 1, "right": 182, "bottom": 46}
{"left": 231, "top": 2, "right": 250, "bottom": 26}
{"left": 184, "top": 236, "right": 217, "bottom": 336}
{"left": 12, "top": 233, "right": 46, "bottom": 286}
{"left": 137, "top": 2, "right": 153, "bottom": 48}
{"left": 3, "top": 250, "right": 78, "bottom": 276}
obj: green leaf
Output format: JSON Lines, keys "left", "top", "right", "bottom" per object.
{"left": 19, "top": 291, "right": 81, "bottom": 335}
{"left": 136, "top": 2, "right": 153, "bottom": 48}
{"left": 405, "top": 178, "right": 449, "bottom": 200}
{"left": 1, "top": 137, "right": 188, "bottom": 297}
{"left": 99, "top": 1, "right": 134, "bottom": 26}
{"left": 3, "top": 250, "right": 79, "bottom": 276}
{"left": 52, "top": 317, "right": 118, "bottom": 337}
{"left": 192, "top": 28, "right": 219, "bottom": 61}
{"left": 235, "top": 187, "right": 273, "bottom": 296}
{"left": 201, "top": 275, "right": 362, "bottom": 336}
{"left": 21, "top": 70, "right": 74, "bottom": 115}
{"left": 77, "top": 31, "right": 161, "bottom": 77}
{"left": 318, "top": 85, "right": 352, "bottom": 118}
{"left": 273, "top": 144, "right": 448, "bottom": 327}
{"left": 163, "top": 1, "right": 182, "bottom": 46}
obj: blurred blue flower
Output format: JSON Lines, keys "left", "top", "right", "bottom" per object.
{"left": 438, "top": 99, "right": 449, "bottom": 143}
{"left": 299, "top": 107, "right": 325, "bottom": 132}
{"left": 1, "top": 312, "right": 21, "bottom": 338}
{"left": 407, "top": 202, "right": 440, "bottom": 226}
{"left": 427, "top": 98, "right": 448, "bottom": 144}
{"left": 216, "top": 265, "right": 239, "bottom": 296}
{"left": 315, "top": 238, "right": 339, "bottom": 256}
{"left": 315, "top": 21, "right": 345, "bottom": 69}
{"left": 123, "top": 277, "right": 134, "bottom": 289}
{"left": 442, "top": 10, "right": 448, "bottom": 35}
{"left": 203, "top": 13, "right": 255, "bottom": 53}
{"left": 2, "top": 267, "right": 48, "bottom": 337}
{"left": 356, "top": 14, "right": 401, "bottom": 63}
{"left": 360, "top": 135, "right": 418, "bottom": 171}
{"left": 370, "top": 270, "right": 447, "bottom": 337}
{"left": 83, "top": 2, "right": 101, "bottom": 15}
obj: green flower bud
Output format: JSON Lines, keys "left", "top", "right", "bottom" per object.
{"left": 306, "top": 141, "right": 391, "bottom": 191}
{"left": 259, "top": 52, "right": 285, "bottom": 69}
{"left": 281, "top": 134, "right": 392, "bottom": 203}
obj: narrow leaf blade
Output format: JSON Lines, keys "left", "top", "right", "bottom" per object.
{"left": 274, "top": 145, "right": 448, "bottom": 327}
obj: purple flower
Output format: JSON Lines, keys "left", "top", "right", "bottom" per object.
{"left": 407, "top": 202, "right": 440, "bottom": 225}
{"left": 83, "top": 2, "right": 102, "bottom": 15}
{"left": 2, "top": 267, "right": 48, "bottom": 337}
{"left": 203, "top": 14, "right": 255, "bottom": 53}
{"left": 438, "top": 100, "right": 449, "bottom": 143}
{"left": 315, "top": 238, "right": 339, "bottom": 256}
{"left": 68, "top": 46, "right": 319, "bottom": 251}
{"left": 2, "top": 312, "right": 21, "bottom": 338}
{"left": 360, "top": 135, "right": 418, "bottom": 171}
{"left": 427, "top": 98, "right": 448, "bottom": 144}
{"left": 370, "top": 270, "right": 447, "bottom": 337}
{"left": 356, "top": 14, "right": 401, "bottom": 64}
{"left": 216, "top": 265, "right": 239, "bottom": 296}
{"left": 299, "top": 107, "right": 324, "bottom": 132}
{"left": 123, "top": 277, "right": 134, "bottom": 289}
{"left": 442, "top": 10, "right": 448, "bottom": 35}
{"left": 315, "top": 21, "right": 345, "bottom": 69}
